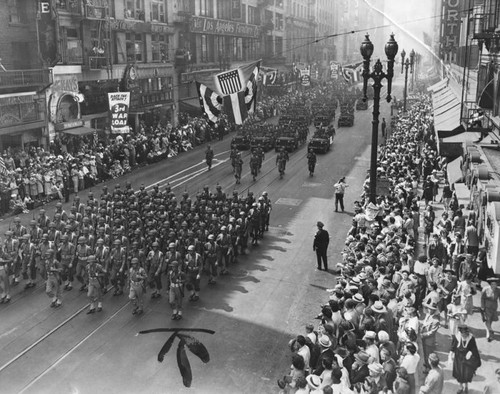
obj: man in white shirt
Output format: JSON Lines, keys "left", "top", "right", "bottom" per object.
{"left": 333, "top": 177, "right": 348, "bottom": 212}
{"left": 363, "top": 331, "right": 380, "bottom": 364}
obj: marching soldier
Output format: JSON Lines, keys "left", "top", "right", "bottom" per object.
{"left": 233, "top": 153, "right": 243, "bottom": 184}
{"left": 12, "top": 216, "right": 27, "bottom": 239}
{"left": 94, "top": 238, "right": 110, "bottom": 292}
{"left": 205, "top": 234, "right": 217, "bottom": 284}
{"left": 86, "top": 255, "right": 105, "bottom": 314}
{"left": 37, "top": 234, "right": 53, "bottom": 281}
{"left": 205, "top": 144, "right": 214, "bottom": 171}
{"left": 307, "top": 148, "right": 317, "bottom": 176}
{"left": 0, "top": 246, "right": 11, "bottom": 303}
{"left": 146, "top": 241, "right": 164, "bottom": 299}
{"left": 37, "top": 209, "right": 51, "bottom": 232}
{"left": 254, "top": 144, "right": 265, "bottom": 172}
{"left": 249, "top": 152, "right": 260, "bottom": 181}
{"left": 44, "top": 249, "right": 62, "bottom": 308}
{"left": 75, "top": 236, "right": 91, "bottom": 292}
{"left": 19, "top": 234, "right": 36, "bottom": 290}
{"left": 58, "top": 234, "right": 75, "bottom": 291}
{"left": 165, "top": 242, "right": 181, "bottom": 273}
{"left": 108, "top": 239, "right": 126, "bottom": 296}
{"left": 54, "top": 201, "right": 68, "bottom": 222}
{"left": 261, "top": 191, "right": 272, "bottom": 231}
{"left": 29, "top": 219, "right": 43, "bottom": 247}
{"left": 216, "top": 226, "right": 230, "bottom": 275}
{"left": 47, "top": 222, "right": 61, "bottom": 248}
{"left": 276, "top": 148, "right": 289, "bottom": 179}
{"left": 185, "top": 245, "right": 202, "bottom": 301}
{"left": 4, "top": 230, "right": 19, "bottom": 286}
{"left": 129, "top": 258, "right": 147, "bottom": 315}
{"left": 168, "top": 260, "right": 185, "bottom": 320}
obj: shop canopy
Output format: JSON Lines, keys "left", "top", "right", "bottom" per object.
{"left": 62, "top": 126, "right": 95, "bottom": 136}
{"left": 430, "top": 80, "right": 462, "bottom": 133}
{"left": 179, "top": 98, "right": 202, "bottom": 116}
{"left": 446, "top": 156, "right": 463, "bottom": 185}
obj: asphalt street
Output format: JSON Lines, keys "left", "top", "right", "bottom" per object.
{"left": 0, "top": 86, "right": 395, "bottom": 394}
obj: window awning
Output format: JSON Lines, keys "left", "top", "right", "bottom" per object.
{"left": 179, "top": 98, "right": 202, "bottom": 115}
{"left": 62, "top": 126, "right": 95, "bottom": 136}
{"left": 427, "top": 79, "right": 448, "bottom": 93}
{"left": 446, "top": 156, "right": 463, "bottom": 185}
{"left": 434, "top": 102, "right": 461, "bottom": 131}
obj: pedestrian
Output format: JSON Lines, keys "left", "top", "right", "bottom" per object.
{"left": 333, "top": 177, "right": 348, "bottom": 212}
{"left": 380, "top": 117, "right": 387, "bottom": 137}
{"left": 448, "top": 323, "right": 481, "bottom": 394}
{"left": 129, "top": 257, "right": 146, "bottom": 315}
{"left": 168, "top": 260, "right": 185, "bottom": 320}
{"left": 399, "top": 342, "right": 420, "bottom": 394}
{"left": 418, "top": 353, "right": 444, "bottom": 394}
{"left": 420, "top": 300, "right": 440, "bottom": 373}
{"left": 44, "top": 249, "right": 62, "bottom": 308}
{"left": 313, "top": 221, "right": 329, "bottom": 271}
{"left": 0, "top": 246, "right": 11, "bottom": 303}
{"left": 277, "top": 353, "right": 306, "bottom": 392}
{"left": 394, "top": 367, "right": 411, "bottom": 394}
{"left": 481, "top": 277, "right": 500, "bottom": 342}
{"left": 205, "top": 144, "right": 214, "bottom": 170}
{"left": 86, "top": 255, "right": 105, "bottom": 314}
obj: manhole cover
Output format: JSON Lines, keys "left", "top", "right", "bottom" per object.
{"left": 275, "top": 198, "right": 302, "bottom": 206}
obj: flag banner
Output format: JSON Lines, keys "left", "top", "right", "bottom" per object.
{"left": 330, "top": 61, "right": 340, "bottom": 80}
{"left": 300, "top": 69, "right": 311, "bottom": 86}
{"left": 196, "top": 82, "right": 222, "bottom": 126}
{"left": 263, "top": 70, "right": 277, "bottom": 85}
{"left": 245, "top": 62, "right": 260, "bottom": 114}
{"left": 215, "top": 68, "right": 244, "bottom": 95}
{"left": 224, "top": 91, "right": 248, "bottom": 125}
{"left": 108, "top": 92, "right": 130, "bottom": 134}
{"left": 341, "top": 62, "right": 363, "bottom": 84}
{"left": 0, "top": 156, "right": 7, "bottom": 176}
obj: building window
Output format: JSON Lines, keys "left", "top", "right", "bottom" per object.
{"left": 62, "top": 27, "right": 83, "bottom": 64}
{"left": 199, "top": 0, "right": 213, "bottom": 17}
{"left": 150, "top": 0, "right": 165, "bottom": 23}
{"left": 124, "top": 0, "right": 145, "bottom": 20}
{"left": 9, "top": 0, "right": 28, "bottom": 24}
{"left": 233, "top": 37, "right": 242, "bottom": 60}
{"left": 201, "top": 35, "right": 209, "bottom": 62}
{"left": 126, "top": 33, "right": 144, "bottom": 62}
{"left": 248, "top": 6, "right": 259, "bottom": 25}
{"left": 275, "top": 13, "right": 283, "bottom": 31}
{"left": 152, "top": 34, "right": 169, "bottom": 62}
{"left": 275, "top": 36, "right": 283, "bottom": 57}
{"left": 217, "top": 0, "right": 231, "bottom": 20}
{"left": 55, "top": 0, "right": 81, "bottom": 14}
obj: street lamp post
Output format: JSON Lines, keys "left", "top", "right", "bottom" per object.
{"left": 400, "top": 48, "right": 415, "bottom": 112}
{"left": 360, "top": 33, "right": 398, "bottom": 204}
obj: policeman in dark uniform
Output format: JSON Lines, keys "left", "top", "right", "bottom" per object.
{"left": 307, "top": 148, "right": 317, "bottom": 176}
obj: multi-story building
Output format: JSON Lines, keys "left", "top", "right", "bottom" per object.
{"left": 284, "top": 0, "right": 316, "bottom": 66}
{"left": 40, "top": 0, "right": 178, "bottom": 138}
{"left": 0, "top": 0, "right": 52, "bottom": 150}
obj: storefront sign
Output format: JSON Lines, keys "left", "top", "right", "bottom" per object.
{"left": 108, "top": 92, "right": 130, "bottom": 134}
{"left": 107, "top": 20, "right": 174, "bottom": 34}
{"left": 300, "top": 69, "right": 310, "bottom": 86}
{"left": 55, "top": 119, "right": 84, "bottom": 131}
{"left": 440, "top": 0, "right": 462, "bottom": 54}
{"left": 190, "top": 16, "right": 259, "bottom": 38}
{"left": 52, "top": 76, "right": 79, "bottom": 94}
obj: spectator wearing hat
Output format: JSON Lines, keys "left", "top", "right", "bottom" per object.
{"left": 449, "top": 323, "right": 481, "bottom": 394}
{"left": 380, "top": 346, "right": 397, "bottom": 390}
{"left": 313, "top": 335, "right": 334, "bottom": 376}
{"left": 306, "top": 374, "right": 322, "bottom": 393}
{"left": 368, "top": 362, "right": 387, "bottom": 392}
{"left": 313, "top": 221, "right": 329, "bottom": 271}
{"left": 363, "top": 330, "right": 379, "bottom": 364}
{"left": 399, "top": 342, "right": 420, "bottom": 394}
{"left": 350, "top": 350, "right": 370, "bottom": 387}
{"left": 419, "top": 353, "right": 444, "bottom": 394}
{"left": 481, "top": 276, "right": 500, "bottom": 342}
{"left": 420, "top": 300, "right": 440, "bottom": 372}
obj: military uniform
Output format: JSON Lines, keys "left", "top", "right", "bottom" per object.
{"left": 75, "top": 238, "right": 91, "bottom": 291}
{"left": 108, "top": 241, "right": 126, "bottom": 295}
{"left": 86, "top": 256, "right": 105, "bottom": 313}
{"left": 185, "top": 246, "right": 202, "bottom": 300}
{"left": 129, "top": 259, "right": 147, "bottom": 315}
{"left": 45, "top": 251, "right": 62, "bottom": 307}
{"left": 146, "top": 243, "right": 164, "bottom": 298}
{"left": 168, "top": 262, "right": 185, "bottom": 320}
{"left": 58, "top": 237, "right": 75, "bottom": 290}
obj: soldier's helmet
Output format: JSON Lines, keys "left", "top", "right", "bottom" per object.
{"left": 96, "top": 238, "right": 104, "bottom": 244}
{"left": 188, "top": 245, "right": 195, "bottom": 251}
{"left": 23, "top": 234, "right": 30, "bottom": 240}
{"left": 171, "top": 260, "right": 179, "bottom": 267}
{"left": 131, "top": 258, "right": 139, "bottom": 265}
{"left": 152, "top": 242, "right": 159, "bottom": 247}
{"left": 62, "top": 234, "right": 69, "bottom": 241}
{"left": 88, "top": 255, "right": 96, "bottom": 263}
{"left": 114, "top": 239, "right": 121, "bottom": 245}
{"left": 5, "top": 230, "right": 12, "bottom": 237}
{"left": 78, "top": 236, "right": 85, "bottom": 244}
{"left": 208, "top": 234, "right": 215, "bottom": 240}
{"left": 169, "top": 242, "right": 176, "bottom": 248}
{"left": 30, "top": 220, "right": 36, "bottom": 226}
{"left": 14, "top": 217, "right": 21, "bottom": 223}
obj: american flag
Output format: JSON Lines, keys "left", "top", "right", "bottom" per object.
{"left": 0, "top": 156, "right": 7, "bottom": 176}
{"left": 216, "top": 69, "right": 242, "bottom": 95}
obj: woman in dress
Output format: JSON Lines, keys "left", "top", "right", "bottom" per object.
{"left": 449, "top": 323, "right": 481, "bottom": 394}
{"left": 455, "top": 273, "right": 476, "bottom": 322}
{"left": 481, "top": 277, "right": 500, "bottom": 342}
{"left": 423, "top": 205, "right": 435, "bottom": 246}
{"left": 447, "top": 294, "right": 467, "bottom": 339}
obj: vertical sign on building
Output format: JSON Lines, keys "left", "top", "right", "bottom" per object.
{"left": 108, "top": 92, "right": 131, "bottom": 134}
{"left": 232, "top": 0, "right": 242, "bottom": 20}
{"left": 38, "top": 0, "right": 58, "bottom": 65}
{"left": 440, "top": 0, "right": 462, "bottom": 61}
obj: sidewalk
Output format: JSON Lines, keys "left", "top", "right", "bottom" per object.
{"left": 415, "top": 183, "right": 499, "bottom": 394}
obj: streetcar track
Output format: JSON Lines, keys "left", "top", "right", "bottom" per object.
{"left": 19, "top": 301, "right": 130, "bottom": 393}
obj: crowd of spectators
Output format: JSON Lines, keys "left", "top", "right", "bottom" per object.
{"left": 278, "top": 95, "right": 488, "bottom": 394}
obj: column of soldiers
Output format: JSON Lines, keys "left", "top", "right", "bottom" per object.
{"left": 0, "top": 183, "right": 272, "bottom": 320}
